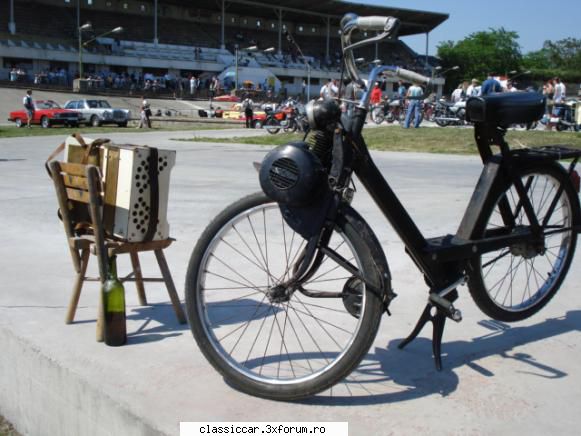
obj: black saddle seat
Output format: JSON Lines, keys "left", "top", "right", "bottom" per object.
{"left": 466, "top": 92, "right": 546, "bottom": 126}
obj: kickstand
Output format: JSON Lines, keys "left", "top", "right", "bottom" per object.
{"left": 398, "top": 289, "right": 458, "bottom": 371}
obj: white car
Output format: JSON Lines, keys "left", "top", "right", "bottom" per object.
{"left": 63, "top": 99, "right": 131, "bottom": 127}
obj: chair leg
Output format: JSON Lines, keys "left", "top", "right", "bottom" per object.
{"left": 154, "top": 249, "right": 187, "bottom": 324}
{"left": 130, "top": 251, "right": 148, "bottom": 306}
{"left": 96, "top": 288, "right": 104, "bottom": 342}
{"left": 65, "top": 248, "right": 90, "bottom": 324}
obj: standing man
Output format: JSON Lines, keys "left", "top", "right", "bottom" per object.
{"left": 553, "top": 77, "right": 566, "bottom": 105}
{"left": 397, "top": 80, "right": 407, "bottom": 100}
{"left": 241, "top": 94, "right": 254, "bottom": 128}
{"left": 137, "top": 96, "right": 151, "bottom": 128}
{"left": 549, "top": 77, "right": 567, "bottom": 130}
{"left": 481, "top": 73, "right": 503, "bottom": 96}
{"left": 209, "top": 75, "right": 218, "bottom": 104}
{"left": 319, "top": 78, "right": 339, "bottom": 100}
{"left": 466, "top": 79, "right": 480, "bottom": 97}
{"left": 403, "top": 83, "right": 423, "bottom": 129}
{"left": 23, "top": 89, "right": 34, "bottom": 128}
{"left": 370, "top": 82, "right": 382, "bottom": 106}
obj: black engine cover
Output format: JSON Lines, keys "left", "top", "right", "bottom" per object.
{"left": 259, "top": 142, "right": 327, "bottom": 207}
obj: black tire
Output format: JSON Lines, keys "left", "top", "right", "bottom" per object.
{"left": 467, "top": 163, "right": 579, "bottom": 321}
{"left": 434, "top": 109, "right": 450, "bottom": 127}
{"left": 283, "top": 119, "right": 298, "bottom": 133}
{"left": 14, "top": 118, "right": 23, "bottom": 128}
{"left": 526, "top": 121, "right": 538, "bottom": 131}
{"left": 371, "top": 107, "right": 385, "bottom": 124}
{"left": 40, "top": 116, "right": 51, "bottom": 128}
{"left": 185, "top": 193, "right": 385, "bottom": 400}
{"left": 397, "top": 110, "right": 406, "bottom": 126}
{"left": 265, "top": 117, "right": 280, "bottom": 134}
{"left": 117, "top": 121, "right": 128, "bottom": 128}
{"left": 91, "top": 115, "right": 101, "bottom": 127}
{"left": 253, "top": 120, "right": 263, "bottom": 129}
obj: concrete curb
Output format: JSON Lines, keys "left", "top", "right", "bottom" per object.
{"left": 0, "top": 326, "right": 164, "bottom": 436}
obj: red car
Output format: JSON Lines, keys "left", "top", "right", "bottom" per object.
{"left": 213, "top": 94, "right": 240, "bottom": 103}
{"left": 8, "top": 100, "right": 82, "bottom": 128}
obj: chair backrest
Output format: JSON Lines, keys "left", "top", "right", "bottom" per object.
{"left": 49, "top": 161, "right": 92, "bottom": 239}
{"left": 49, "top": 161, "right": 108, "bottom": 278}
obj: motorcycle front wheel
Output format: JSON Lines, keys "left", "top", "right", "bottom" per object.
{"left": 185, "top": 193, "right": 385, "bottom": 400}
{"left": 370, "top": 106, "right": 385, "bottom": 124}
{"left": 265, "top": 117, "right": 281, "bottom": 134}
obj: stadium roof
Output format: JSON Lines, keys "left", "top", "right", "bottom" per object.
{"left": 176, "top": 0, "right": 448, "bottom": 36}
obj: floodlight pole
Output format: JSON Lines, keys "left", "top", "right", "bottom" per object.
{"left": 235, "top": 45, "right": 239, "bottom": 91}
{"left": 8, "top": 0, "right": 15, "bottom": 34}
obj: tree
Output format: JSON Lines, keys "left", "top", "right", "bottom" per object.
{"left": 437, "top": 28, "right": 522, "bottom": 92}
{"left": 523, "top": 38, "right": 581, "bottom": 82}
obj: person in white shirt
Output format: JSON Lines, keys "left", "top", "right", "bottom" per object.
{"left": 466, "top": 79, "right": 480, "bottom": 97}
{"left": 451, "top": 84, "right": 464, "bottom": 103}
{"left": 241, "top": 95, "right": 254, "bottom": 128}
{"left": 137, "top": 96, "right": 151, "bottom": 128}
{"left": 553, "top": 77, "right": 566, "bottom": 104}
{"left": 320, "top": 78, "right": 339, "bottom": 100}
{"left": 506, "top": 81, "right": 519, "bottom": 92}
{"left": 22, "top": 89, "right": 34, "bottom": 128}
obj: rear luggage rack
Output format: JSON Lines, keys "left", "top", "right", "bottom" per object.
{"left": 512, "top": 145, "right": 581, "bottom": 161}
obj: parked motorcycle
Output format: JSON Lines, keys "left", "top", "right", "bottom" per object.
{"left": 370, "top": 97, "right": 405, "bottom": 125}
{"left": 548, "top": 100, "right": 579, "bottom": 132}
{"left": 263, "top": 99, "right": 307, "bottom": 134}
{"left": 433, "top": 98, "right": 467, "bottom": 127}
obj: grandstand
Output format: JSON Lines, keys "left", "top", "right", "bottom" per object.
{"left": 0, "top": 0, "right": 448, "bottom": 98}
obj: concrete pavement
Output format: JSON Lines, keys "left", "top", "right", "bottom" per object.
{"left": 1, "top": 129, "right": 581, "bottom": 436}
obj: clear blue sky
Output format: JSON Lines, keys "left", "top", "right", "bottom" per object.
{"left": 350, "top": 0, "right": 581, "bottom": 56}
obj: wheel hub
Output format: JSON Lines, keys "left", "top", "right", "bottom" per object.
{"left": 342, "top": 277, "right": 363, "bottom": 318}
{"left": 267, "top": 284, "right": 294, "bottom": 303}
{"left": 510, "top": 226, "right": 546, "bottom": 259}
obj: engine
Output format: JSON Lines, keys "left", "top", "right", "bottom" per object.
{"left": 259, "top": 142, "right": 327, "bottom": 207}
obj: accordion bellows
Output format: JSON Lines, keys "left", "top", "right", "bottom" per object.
{"left": 65, "top": 136, "right": 175, "bottom": 242}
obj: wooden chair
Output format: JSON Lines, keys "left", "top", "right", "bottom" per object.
{"left": 49, "top": 160, "right": 186, "bottom": 342}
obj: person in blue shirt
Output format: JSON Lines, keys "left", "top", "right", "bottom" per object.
{"left": 397, "top": 80, "right": 407, "bottom": 99}
{"left": 403, "top": 84, "right": 423, "bottom": 128}
{"left": 481, "top": 73, "right": 503, "bottom": 96}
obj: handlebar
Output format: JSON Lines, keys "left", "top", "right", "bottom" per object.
{"left": 340, "top": 13, "right": 432, "bottom": 110}
{"left": 395, "top": 68, "right": 431, "bottom": 86}
{"left": 355, "top": 16, "right": 393, "bottom": 32}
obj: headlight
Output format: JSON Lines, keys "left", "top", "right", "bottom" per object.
{"left": 103, "top": 111, "right": 112, "bottom": 119}
{"left": 305, "top": 99, "right": 341, "bottom": 130}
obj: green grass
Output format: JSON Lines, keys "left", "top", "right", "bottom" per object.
{"left": 0, "top": 122, "right": 238, "bottom": 138}
{"left": 0, "top": 414, "right": 20, "bottom": 436}
{"left": 177, "top": 126, "right": 581, "bottom": 154}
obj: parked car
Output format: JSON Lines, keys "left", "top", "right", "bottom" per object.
{"left": 8, "top": 100, "right": 82, "bottom": 128}
{"left": 64, "top": 99, "right": 131, "bottom": 127}
{"left": 221, "top": 103, "right": 266, "bottom": 128}
{"left": 214, "top": 94, "right": 240, "bottom": 103}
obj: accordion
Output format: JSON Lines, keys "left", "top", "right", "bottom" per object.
{"left": 65, "top": 136, "right": 175, "bottom": 242}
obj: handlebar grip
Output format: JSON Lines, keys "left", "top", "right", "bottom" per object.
{"left": 396, "top": 68, "right": 432, "bottom": 86}
{"left": 356, "top": 16, "right": 391, "bottom": 31}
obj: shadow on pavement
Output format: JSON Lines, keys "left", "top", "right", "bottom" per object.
{"left": 302, "top": 310, "right": 581, "bottom": 406}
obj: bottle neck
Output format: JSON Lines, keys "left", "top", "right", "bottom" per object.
{"left": 107, "top": 256, "right": 118, "bottom": 280}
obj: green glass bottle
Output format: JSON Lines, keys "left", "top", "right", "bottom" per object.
{"left": 102, "top": 255, "right": 127, "bottom": 346}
